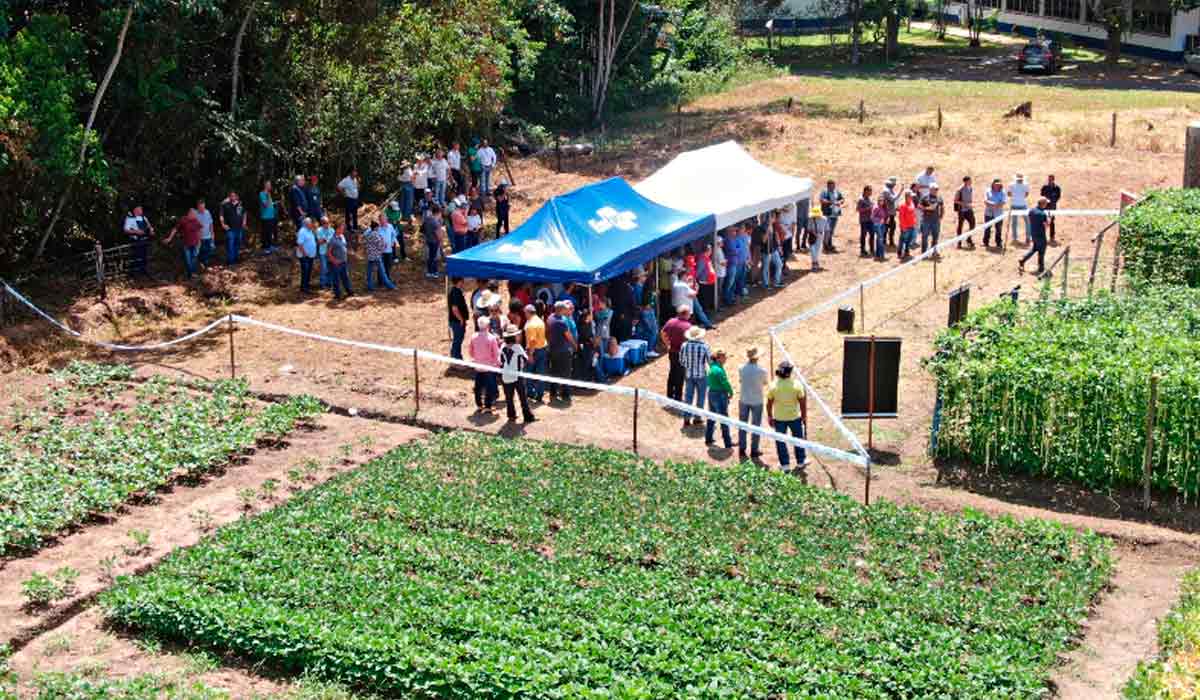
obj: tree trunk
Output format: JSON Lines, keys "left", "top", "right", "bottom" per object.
{"left": 885, "top": 7, "right": 900, "bottom": 61}
{"left": 231, "top": 2, "right": 256, "bottom": 118}
{"left": 590, "top": 0, "right": 638, "bottom": 126}
{"left": 1105, "top": 24, "right": 1121, "bottom": 64}
{"left": 849, "top": 0, "right": 862, "bottom": 65}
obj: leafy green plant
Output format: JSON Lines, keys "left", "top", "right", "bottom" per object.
{"left": 103, "top": 434, "right": 1113, "bottom": 699}
{"left": 98, "top": 554, "right": 119, "bottom": 585}
{"left": 237, "top": 489, "right": 257, "bottom": 512}
{"left": 1119, "top": 188, "right": 1200, "bottom": 289}
{"left": 301, "top": 459, "right": 321, "bottom": 481}
{"left": 258, "top": 479, "right": 279, "bottom": 501}
{"left": 1125, "top": 567, "right": 1200, "bottom": 698}
{"left": 928, "top": 288, "right": 1200, "bottom": 499}
{"left": 22, "top": 567, "right": 79, "bottom": 609}
{"left": 124, "top": 529, "right": 151, "bottom": 557}
{"left": 189, "top": 510, "right": 215, "bottom": 533}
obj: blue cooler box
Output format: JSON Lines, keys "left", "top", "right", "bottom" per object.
{"left": 620, "top": 339, "right": 648, "bottom": 365}
{"left": 601, "top": 347, "right": 630, "bottom": 376}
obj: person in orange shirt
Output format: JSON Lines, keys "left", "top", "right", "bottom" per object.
{"left": 897, "top": 190, "right": 918, "bottom": 261}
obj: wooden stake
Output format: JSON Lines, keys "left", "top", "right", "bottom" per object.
{"left": 859, "top": 99, "right": 865, "bottom": 124}
{"left": 867, "top": 335, "right": 876, "bottom": 453}
{"left": 932, "top": 255, "right": 938, "bottom": 293}
{"left": 413, "top": 348, "right": 420, "bottom": 417}
{"left": 937, "top": 105, "right": 943, "bottom": 132}
{"left": 865, "top": 457, "right": 872, "bottom": 506}
{"left": 1143, "top": 374, "right": 1159, "bottom": 510}
{"left": 1111, "top": 112, "right": 1117, "bottom": 148}
{"left": 1061, "top": 246, "right": 1070, "bottom": 298}
{"left": 633, "top": 388, "right": 640, "bottom": 454}
{"left": 859, "top": 283, "right": 865, "bottom": 332}
{"left": 555, "top": 134, "right": 562, "bottom": 173}
{"left": 227, "top": 315, "right": 236, "bottom": 380}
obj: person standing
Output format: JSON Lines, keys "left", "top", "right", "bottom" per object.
{"left": 162, "top": 208, "right": 202, "bottom": 279}
{"left": 259, "top": 180, "right": 278, "bottom": 254}
{"left": 897, "top": 191, "right": 918, "bottom": 260}
{"left": 469, "top": 316, "right": 501, "bottom": 413}
{"left": 466, "top": 204, "right": 484, "bottom": 249}
{"left": 870, "top": 194, "right": 888, "bottom": 261}
{"left": 448, "top": 143, "right": 464, "bottom": 195}
{"left": 412, "top": 157, "right": 430, "bottom": 201}
{"left": 546, "top": 301, "right": 577, "bottom": 403}
{"left": 679, "top": 326, "right": 711, "bottom": 428}
{"left": 954, "top": 176, "right": 976, "bottom": 249}
{"left": 288, "top": 175, "right": 308, "bottom": 232}
{"left": 386, "top": 200, "right": 406, "bottom": 260}
{"left": 819, "top": 180, "right": 844, "bottom": 253}
{"left": 767, "top": 360, "right": 808, "bottom": 474}
{"left": 524, "top": 302, "right": 548, "bottom": 402}
{"left": 661, "top": 305, "right": 692, "bottom": 402}
{"left": 762, "top": 212, "right": 784, "bottom": 288}
{"left": 856, "top": 186, "right": 874, "bottom": 257}
{"left": 915, "top": 166, "right": 937, "bottom": 199}
{"left": 363, "top": 222, "right": 396, "bottom": 291}
{"left": 295, "top": 217, "right": 317, "bottom": 294}
{"left": 449, "top": 203, "right": 469, "bottom": 253}
{"left": 883, "top": 176, "right": 900, "bottom": 248}
{"left": 1019, "top": 197, "right": 1051, "bottom": 275}
{"left": 399, "top": 161, "right": 415, "bottom": 221}
{"left": 983, "top": 178, "right": 1007, "bottom": 248}
{"left": 494, "top": 185, "right": 511, "bottom": 237}
{"left": 448, "top": 277, "right": 470, "bottom": 360}
{"left": 705, "top": 349, "right": 734, "bottom": 450}
{"left": 809, "top": 205, "right": 827, "bottom": 271}
{"left": 305, "top": 175, "right": 323, "bottom": 221}
{"left": 195, "top": 199, "right": 215, "bottom": 268}
{"left": 337, "top": 168, "right": 361, "bottom": 232}
{"left": 431, "top": 151, "right": 449, "bottom": 206}
{"left": 920, "top": 184, "right": 945, "bottom": 254}
{"left": 316, "top": 216, "right": 334, "bottom": 289}
{"left": 713, "top": 237, "right": 728, "bottom": 307}
{"left": 478, "top": 139, "right": 497, "bottom": 195}
{"left": 327, "top": 224, "right": 353, "bottom": 299}
{"left": 468, "top": 140, "right": 483, "bottom": 192}
{"left": 421, "top": 204, "right": 443, "bottom": 279}
{"left": 697, "top": 243, "right": 718, "bottom": 310}
{"left": 220, "top": 191, "right": 246, "bottom": 265}
{"left": 780, "top": 202, "right": 797, "bottom": 260}
{"left": 1008, "top": 173, "right": 1031, "bottom": 245}
{"left": 377, "top": 212, "right": 397, "bottom": 278}
{"left": 499, "top": 328, "right": 536, "bottom": 423}
{"left": 1040, "top": 174, "right": 1061, "bottom": 243}
{"left": 734, "top": 224, "right": 752, "bottom": 300}
{"left": 737, "top": 347, "right": 768, "bottom": 461}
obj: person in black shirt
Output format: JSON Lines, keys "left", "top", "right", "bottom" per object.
{"left": 448, "top": 277, "right": 470, "bottom": 360}
{"left": 305, "top": 175, "right": 323, "bottom": 220}
{"left": 1019, "top": 197, "right": 1051, "bottom": 275}
{"left": 1040, "top": 175, "right": 1061, "bottom": 242}
{"left": 288, "top": 176, "right": 308, "bottom": 231}
{"left": 494, "top": 185, "right": 511, "bottom": 237}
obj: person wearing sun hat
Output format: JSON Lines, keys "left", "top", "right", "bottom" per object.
{"left": 705, "top": 348, "right": 734, "bottom": 450}
{"left": 469, "top": 316, "right": 501, "bottom": 413}
{"left": 738, "top": 347, "right": 768, "bottom": 461}
{"left": 679, "top": 325, "right": 711, "bottom": 428}
{"left": 767, "top": 360, "right": 808, "bottom": 474}
{"left": 808, "top": 203, "right": 827, "bottom": 271}
{"left": 883, "top": 176, "right": 900, "bottom": 248}
{"left": 499, "top": 326, "right": 535, "bottom": 423}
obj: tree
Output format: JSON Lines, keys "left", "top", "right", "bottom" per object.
{"left": 1086, "top": 0, "right": 1200, "bottom": 65}
{"left": 587, "top": 0, "right": 640, "bottom": 125}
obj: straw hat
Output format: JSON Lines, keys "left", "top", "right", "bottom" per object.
{"left": 685, "top": 326, "right": 706, "bottom": 341}
{"left": 503, "top": 327, "right": 522, "bottom": 339}
{"left": 475, "top": 290, "right": 500, "bottom": 310}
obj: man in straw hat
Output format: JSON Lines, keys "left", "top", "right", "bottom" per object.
{"left": 1007, "top": 172, "right": 1031, "bottom": 246}
{"left": 767, "top": 360, "right": 808, "bottom": 474}
{"left": 705, "top": 348, "right": 734, "bottom": 450}
{"left": 882, "top": 176, "right": 900, "bottom": 249}
{"left": 499, "top": 326, "right": 536, "bottom": 423}
{"left": 738, "top": 347, "right": 768, "bottom": 461}
{"left": 679, "top": 325, "right": 711, "bottom": 428}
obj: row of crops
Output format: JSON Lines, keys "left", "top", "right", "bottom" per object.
{"left": 0, "top": 362, "right": 322, "bottom": 556}
{"left": 927, "top": 287, "right": 1200, "bottom": 498}
{"left": 102, "top": 433, "right": 1113, "bottom": 698}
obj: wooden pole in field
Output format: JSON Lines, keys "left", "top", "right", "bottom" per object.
{"left": 1110, "top": 112, "right": 1117, "bottom": 148}
{"left": 227, "top": 315, "right": 236, "bottom": 379}
{"left": 555, "top": 135, "right": 562, "bottom": 173}
{"left": 932, "top": 255, "right": 938, "bottom": 292}
{"left": 413, "top": 348, "right": 420, "bottom": 417}
{"left": 937, "top": 105, "right": 943, "bottom": 132}
{"left": 1061, "top": 247, "right": 1070, "bottom": 298}
{"left": 1143, "top": 374, "right": 1159, "bottom": 510}
{"left": 1185, "top": 121, "right": 1200, "bottom": 187}
{"left": 859, "top": 283, "right": 865, "bottom": 332}
{"left": 859, "top": 99, "right": 865, "bottom": 124}
{"left": 633, "top": 388, "right": 640, "bottom": 454}
{"left": 865, "top": 457, "right": 872, "bottom": 506}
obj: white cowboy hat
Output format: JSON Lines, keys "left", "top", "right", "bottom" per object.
{"left": 685, "top": 326, "right": 706, "bottom": 341}
{"left": 475, "top": 291, "right": 499, "bottom": 310}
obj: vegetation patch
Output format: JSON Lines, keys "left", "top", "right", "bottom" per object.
{"left": 0, "top": 362, "right": 322, "bottom": 556}
{"left": 104, "top": 434, "right": 1111, "bottom": 698}
{"left": 1126, "top": 568, "right": 1200, "bottom": 699}
{"left": 927, "top": 289, "right": 1200, "bottom": 498}
{"left": 1119, "top": 188, "right": 1200, "bottom": 289}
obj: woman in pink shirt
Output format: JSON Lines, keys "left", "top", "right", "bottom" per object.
{"left": 870, "top": 195, "right": 889, "bottom": 261}
{"left": 469, "top": 316, "right": 501, "bottom": 412}
{"left": 450, "top": 206, "right": 469, "bottom": 253}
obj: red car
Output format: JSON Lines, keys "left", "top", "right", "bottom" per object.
{"left": 1017, "top": 40, "right": 1060, "bottom": 74}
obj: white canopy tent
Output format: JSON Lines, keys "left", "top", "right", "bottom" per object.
{"left": 634, "top": 140, "right": 814, "bottom": 229}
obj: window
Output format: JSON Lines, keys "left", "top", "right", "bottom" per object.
{"left": 1008, "top": 0, "right": 1040, "bottom": 14}
{"left": 1044, "top": 0, "right": 1081, "bottom": 21}
{"left": 1132, "top": 3, "right": 1172, "bottom": 35}
{"left": 976, "top": 0, "right": 1002, "bottom": 9}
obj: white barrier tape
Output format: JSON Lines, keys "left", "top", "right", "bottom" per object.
{"left": 1024, "top": 209, "right": 1120, "bottom": 217}
{"left": 3, "top": 282, "right": 228, "bottom": 352}
{"left": 771, "top": 331, "right": 870, "bottom": 460}
{"left": 232, "top": 314, "right": 864, "bottom": 466}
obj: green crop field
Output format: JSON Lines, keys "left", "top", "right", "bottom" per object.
{"left": 103, "top": 434, "right": 1112, "bottom": 698}
{"left": 0, "top": 362, "right": 322, "bottom": 556}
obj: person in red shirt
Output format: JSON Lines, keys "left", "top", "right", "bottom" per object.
{"left": 897, "top": 191, "right": 918, "bottom": 261}
{"left": 659, "top": 305, "right": 693, "bottom": 402}
{"left": 163, "top": 208, "right": 203, "bottom": 279}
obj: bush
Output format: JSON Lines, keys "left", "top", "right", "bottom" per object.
{"left": 927, "top": 288, "right": 1200, "bottom": 498}
{"left": 1119, "top": 188, "right": 1200, "bottom": 288}
{"left": 104, "top": 434, "right": 1112, "bottom": 698}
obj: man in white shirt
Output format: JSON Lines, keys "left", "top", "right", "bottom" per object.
{"left": 447, "top": 143, "right": 464, "bottom": 195}
{"left": 430, "top": 151, "right": 450, "bottom": 206}
{"left": 376, "top": 211, "right": 398, "bottom": 276}
{"left": 738, "top": 347, "right": 769, "bottom": 460}
{"left": 478, "top": 140, "right": 497, "bottom": 195}
{"left": 295, "top": 218, "right": 318, "bottom": 294}
{"left": 399, "top": 161, "right": 414, "bottom": 221}
{"left": 412, "top": 157, "right": 429, "bottom": 196}
{"left": 915, "top": 166, "right": 937, "bottom": 198}
{"left": 123, "top": 205, "right": 155, "bottom": 277}
{"left": 1007, "top": 173, "right": 1031, "bottom": 245}
{"left": 337, "top": 168, "right": 360, "bottom": 232}
{"left": 195, "top": 199, "right": 215, "bottom": 267}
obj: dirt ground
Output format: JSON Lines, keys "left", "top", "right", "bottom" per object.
{"left": 3, "top": 58, "right": 1200, "bottom": 696}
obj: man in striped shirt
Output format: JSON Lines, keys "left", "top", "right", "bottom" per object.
{"left": 679, "top": 325, "right": 711, "bottom": 427}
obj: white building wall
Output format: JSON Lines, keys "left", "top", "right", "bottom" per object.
{"left": 948, "top": 2, "right": 1198, "bottom": 55}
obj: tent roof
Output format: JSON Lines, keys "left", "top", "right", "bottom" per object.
{"left": 634, "top": 141, "right": 813, "bottom": 229}
{"left": 446, "top": 177, "right": 715, "bottom": 284}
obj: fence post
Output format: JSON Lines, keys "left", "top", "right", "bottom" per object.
{"left": 859, "top": 99, "right": 865, "bottom": 124}
{"left": 768, "top": 334, "right": 774, "bottom": 372}
{"left": 555, "top": 134, "right": 562, "bottom": 173}
{"left": 227, "top": 315, "right": 236, "bottom": 380}
{"left": 1185, "top": 121, "right": 1200, "bottom": 187}
{"left": 932, "top": 255, "right": 938, "bottom": 293}
{"left": 1088, "top": 230, "right": 1104, "bottom": 296}
{"left": 94, "top": 243, "right": 106, "bottom": 300}
{"left": 864, "top": 457, "right": 872, "bottom": 506}
{"left": 937, "top": 105, "right": 943, "bottom": 132}
{"left": 1111, "top": 112, "right": 1117, "bottom": 148}
{"left": 1110, "top": 235, "right": 1122, "bottom": 293}
{"left": 633, "top": 388, "right": 640, "bottom": 454}
{"left": 413, "top": 348, "right": 420, "bottom": 417}
{"left": 1143, "top": 374, "right": 1159, "bottom": 511}
{"left": 676, "top": 104, "right": 682, "bottom": 145}
{"left": 1061, "top": 247, "right": 1070, "bottom": 298}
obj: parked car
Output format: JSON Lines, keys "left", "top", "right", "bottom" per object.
{"left": 1017, "top": 39, "right": 1060, "bottom": 74}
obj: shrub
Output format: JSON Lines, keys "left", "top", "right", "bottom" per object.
{"left": 22, "top": 567, "right": 79, "bottom": 609}
{"left": 104, "top": 434, "right": 1112, "bottom": 698}
{"left": 927, "top": 288, "right": 1200, "bottom": 498}
{"left": 1119, "top": 188, "right": 1200, "bottom": 288}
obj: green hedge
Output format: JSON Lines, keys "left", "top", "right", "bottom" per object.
{"left": 927, "top": 288, "right": 1200, "bottom": 498}
{"left": 104, "top": 434, "right": 1112, "bottom": 699}
{"left": 1120, "top": 188, "right": 1200, "bottom": 288}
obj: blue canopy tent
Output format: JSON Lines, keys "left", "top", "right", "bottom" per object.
{"left": 446, "top": 177, "right": 715, "bottom": 284}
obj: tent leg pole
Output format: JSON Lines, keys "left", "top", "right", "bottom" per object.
{"left": 713, "top": 228, "right": 720, "bottom": 313}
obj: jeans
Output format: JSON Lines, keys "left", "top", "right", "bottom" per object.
{"left": 319, "top": 252, "right": 332, "bottom": 288}
{"left": 451, "top": 233, "right": 467, "bottom": 254}
{"left": 826, "top": 216, "right": 839, "bottom": 248}
{"left": 473, "top": 372, "right": 498, "bottom": 409}
{"left": 899, "top": 227, "right": 917, "bottom": 258}
{"left": 874, "top": 224, "right": 887, "bottom": 258}
{"left": 434, "top": 179, "right": 447, "bottom": 206}
{"left": 722, "top": 268, "right": 739, "bottom": 304}
{"left": 705, "top": 391, "right": 733, "bottom": 447}
{"left": 382, "top": 252, "right": 394, "bottom": 280}
{"left": 330, "top": 264, "right": 352, "bottom": 298}
{"left": 131, "top": 237, "right": 149, "bottom": 276}
{"left": 344, "top": 198, "right": 359, "bottom": 232}
{"left": 738, "top": 402, "right": 763, "bottom": 455}
{"left": 225, "top": 228, "right": 243, "bottom": 265}
{"left": 198, "top": 239, "right": 215, "bottom": 267}
{"left": 736, "top": 264, "right": 749, "bottom": 298}
{"left": 691, "top": 298, "right": 712, "bottom": 328}
{"left": 449, "top": 319, "right": 466, "bottom": 360}
{"left": 1010, "top": 208, "right": 1028, "bottom": 243}
{"left": 467, "top": 230, "right": 480, "bottom": 249}
{"left": 683, "top": 376, "right": 708, "bottom": 421}
{"left": 1021, "top": 236, "right": 1048, "bottom": 271}
{"left": 425, "top": 240, "right": 440, "bottom": 275}
{"left": 261, "top": 218, "right": 277, "bottom": 250}
{"left": 920, "top": 219, "right": 941, "bottom": 253}
{"left": 957, "top": 209, "right": 976, "bottom": 240}
{"left": 549, "top": 350, "right": 573, "bottom": 400}
{"left": 452, "top": 169, "right": 465, "bottom": 195}
{"left": 298, "top": 256, "right": 314, "bottom": 292}
{"left": 366, "top": 259, "right": 395, "bottom": 290}
{"left": 859, "top": 221, "right": 874, "bottom": 254}
{"left": 527, "top": 347, "right": 548, "bottom": 400}
{"left": 503, "top": 379, "right": 534, "bottom": 421}
{"left": 809, "top": 232, "right": 825, "bottom": 266}
{"left": 481, "top": 166, "right": 493, "bottom": 194}
{"left": 667, "top": 352, "right": 684, "bottom": 401}
{"left": 182, "top": 245, "right": 199, "bottom": 278}
{"left": 773, "top": 418, "right": 806, "bottom": 468}
{"left": 762, "top": 250, "right": 782, "bottom": 287}
{"left": 984, "top": 211, "right": 1004, "bottom": 247}
{"left": 400, "top": 183, "right": 415, "bottom": 219}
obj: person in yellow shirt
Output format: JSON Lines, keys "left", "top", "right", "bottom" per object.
{"left": 523, "top": 302, "right": 548, "bottom": 403}
{"left": 767, "top": 360, "right": 808, "bottom": 473}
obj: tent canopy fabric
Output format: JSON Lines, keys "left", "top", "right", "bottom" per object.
{"left": 634, "top": 140, "right": 813, "bottom": 229}
{"left": 446, "top": 177, "right": 715, "bottom": 284}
